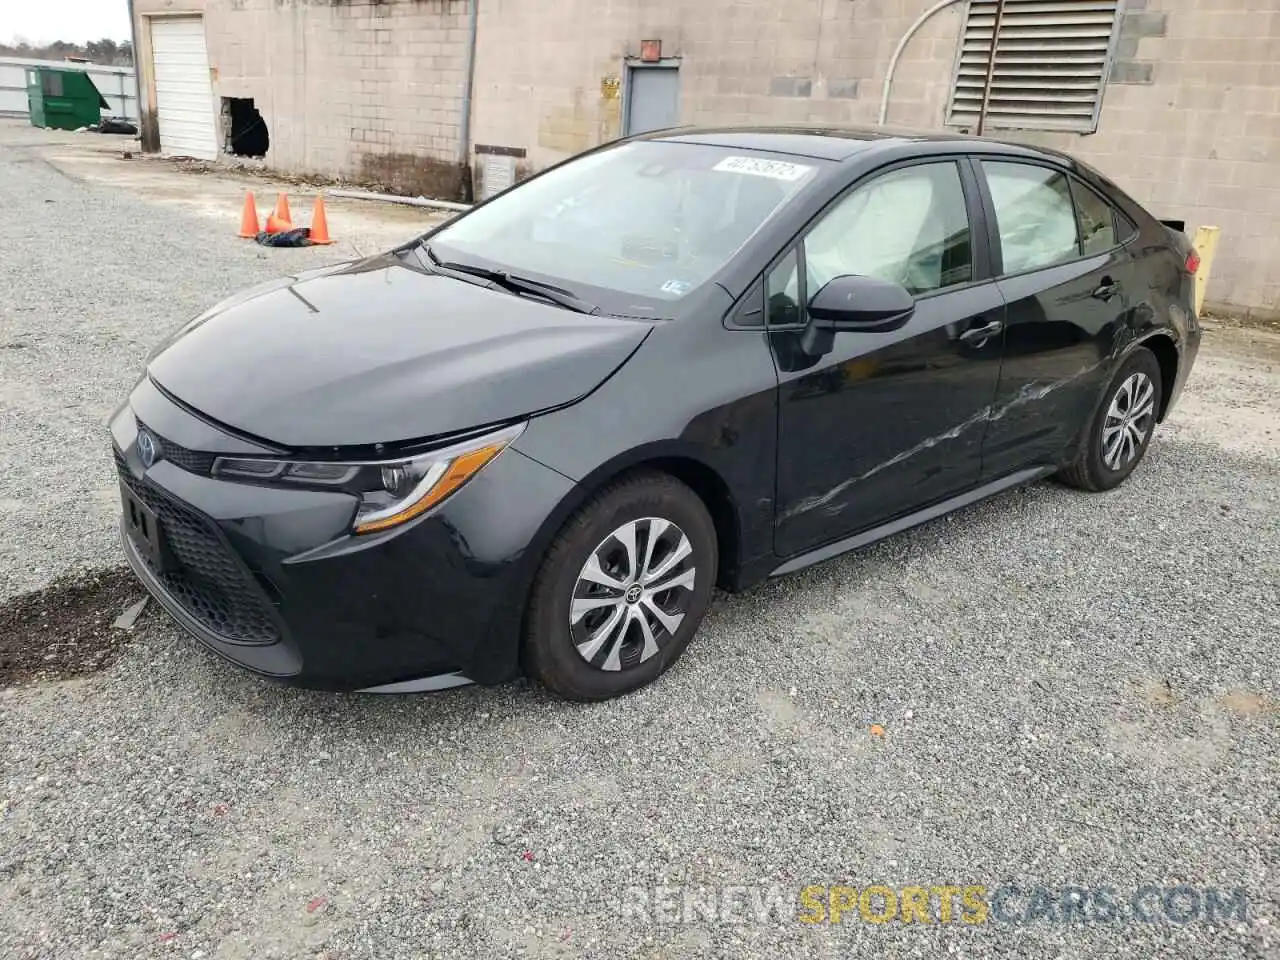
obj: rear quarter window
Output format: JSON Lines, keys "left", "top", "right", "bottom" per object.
{"left": 1071, "top": 181, "right": 1119, "bottom": 255}
{"left": 1114, "top": 209, "right": 1138, "bottom": 243}
{"left": 1074, "top": 168, "right": 1146, "bottom": 244}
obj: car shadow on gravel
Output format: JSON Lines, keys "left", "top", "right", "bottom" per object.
{"left": 0, "top": 567, "right": 149, "bottom": 687}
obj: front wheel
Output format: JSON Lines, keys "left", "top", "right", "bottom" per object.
{"left": 523, "top": 472, "right": 718, "bottom": 701}
{"left": 1057, "top": 347, "right": 1164, "bottom": 492}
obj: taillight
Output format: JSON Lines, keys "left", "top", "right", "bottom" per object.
{"left": 1184, "top": 250, "right": 1201, "bottom": 274}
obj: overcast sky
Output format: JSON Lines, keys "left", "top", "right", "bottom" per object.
{"left": 3, "top": 0, "right": 132, "bottom": 45}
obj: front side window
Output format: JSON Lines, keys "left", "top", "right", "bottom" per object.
{"left": 427, "top": 141, "right": 822, "bottom": 316}
{"left": 982, "top": 161, "right": 1080, "bottom": 274}
{"left": 804, "top": 162, "right": 973, "bottom": 297}
{"left": 761, "top": 162, "right": 974, "bottom": 324}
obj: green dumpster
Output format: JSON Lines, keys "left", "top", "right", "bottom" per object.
{"left": 26, "top": 67, "right": 110, "bottom": 131}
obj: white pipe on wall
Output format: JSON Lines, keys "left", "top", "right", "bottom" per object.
{"left": 878, "top": 0, "right": 965, "bottom": 126}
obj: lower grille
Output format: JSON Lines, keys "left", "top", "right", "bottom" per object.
{"left": 117, "top": 463, "right": 280, "bottom": 644}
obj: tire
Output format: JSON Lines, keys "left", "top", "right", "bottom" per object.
{"left": 523, "top": 472, "right": 718, "bottom": 701}
{"left": 1057, "top": 346, "right": 1164, "bottom": 492}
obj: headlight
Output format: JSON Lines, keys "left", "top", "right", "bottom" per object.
{"left": 212, "top": 422, "right": 525, "bottom": 535}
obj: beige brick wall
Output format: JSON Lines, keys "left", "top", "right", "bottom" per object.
{"left": 469, "top": 0, "right": 965, "bottom": 168}
{"left": 131, "top": 0, "right": 1277, "bottom": 312}
{"left": 134, "top": 0, "right": 472, "bottom": 196}
{"left": 470, "top": 0, "right": 1278, "bottom": 314}
{"left": 1012, "top": 1, "right": 1280, "bottom": 316}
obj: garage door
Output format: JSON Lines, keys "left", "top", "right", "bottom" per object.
{"left": 150, "top": 17, "right": 217, "bottom": 160}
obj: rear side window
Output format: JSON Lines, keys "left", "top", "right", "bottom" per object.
{"left": 1072, "top": 180, "right": 1118, "bottom": 255}
{"left": 982, "top": 161, "right": 1079, "bottom": 274}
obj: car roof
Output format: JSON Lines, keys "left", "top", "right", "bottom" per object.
{"left": 639, "top": 123, "right": 1067, "bottom": 165}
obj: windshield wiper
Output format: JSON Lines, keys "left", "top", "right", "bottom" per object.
{"left": 423, "top": 245, "right": 597, "bottom": 314}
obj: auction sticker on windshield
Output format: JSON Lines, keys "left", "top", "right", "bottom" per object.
{"left": 712, "top": 156, "right": 813, "bottom": 181}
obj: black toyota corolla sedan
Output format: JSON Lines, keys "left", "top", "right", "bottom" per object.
{"left": 110, "top": 125, "right": 1202, "bottom": 700}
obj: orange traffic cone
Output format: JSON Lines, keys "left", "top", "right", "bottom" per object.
{"left": 238, "top": 190, "right": 260, "bottom": 238}
{"left": 271, "top": 191, "right": 292, "bottom": 223}
{"left": 308, "top": 193, "right": 334, "bottom": 245}
{"left": 265, "top": 213, "right": 293, "bottom": 235}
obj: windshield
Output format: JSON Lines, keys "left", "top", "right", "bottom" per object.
{"left": 425, "top": 140, "right": 823, "bottom": 316}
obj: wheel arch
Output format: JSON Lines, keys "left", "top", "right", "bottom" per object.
{"left": 519, "top": 444, "right": 747, "bottom": 597}
{"left": 494, "top": 443, "right": 755, "bottom": 683}
{"left": 637, "top": 455, "right": 742, "bottom": 590}
{"left": 1136, "top": 332, "right": 1180, "bottom": 422}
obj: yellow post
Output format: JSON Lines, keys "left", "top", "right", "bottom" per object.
{"left": 1192, "top": 225, "right": 1221, "bottom": 316}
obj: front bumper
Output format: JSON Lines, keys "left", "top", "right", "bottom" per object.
{"left": 109, "top": 378, "right": 575, "bottom": 691}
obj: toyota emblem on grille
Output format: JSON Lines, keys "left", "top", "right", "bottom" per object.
{"left": 137, "top": 429, "right": 158, "bottom": 468}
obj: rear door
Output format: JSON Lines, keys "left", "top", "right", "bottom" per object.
{"left": 974, "top": 158, "right": 1141, "bottom": 478}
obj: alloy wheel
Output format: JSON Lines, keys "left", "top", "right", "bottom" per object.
{"left": 569, "top": 517, "right": 697, "bottom": 672}
{"left": 1101, "top": 371, "right": 1156, "bottom": 471}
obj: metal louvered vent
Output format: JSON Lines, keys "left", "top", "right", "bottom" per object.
{"left": 947, "top": 0, "right": 1122, "bottom": 133}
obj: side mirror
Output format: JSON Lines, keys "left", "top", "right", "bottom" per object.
{"left": 807, "top": 274, "right": 915, "bottom": 332}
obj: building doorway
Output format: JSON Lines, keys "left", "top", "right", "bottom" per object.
{"left": 149, "top": 16, "right": 218, "bottom": 160}
{"left": 623, "top": 64, "right": 680, "bottom": 136}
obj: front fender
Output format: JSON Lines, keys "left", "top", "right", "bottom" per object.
{"left": 511, "top": 316, "right": 781, "bottom": 591}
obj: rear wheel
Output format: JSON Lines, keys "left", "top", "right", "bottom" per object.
{"left": 523, "top": 472, "right": 717, "bottom": 701}
{"left": 1057, "top": 347, "right": 1163, "bottom": 492}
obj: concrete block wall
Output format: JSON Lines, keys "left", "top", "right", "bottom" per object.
{"left": 131, "top": 0, "right": 1277, "bottom": 312}
{"left": 468, "top": 0, "right": 965, "bottom": 172}
{"left": 134, "top": 0, "right": 473, "bottom": 198}
{"left": 470, "top": 0, "right": 1278, "bottom": 315}
{"left": 1013, "top": 1, "right": 1280, "bottom": 317}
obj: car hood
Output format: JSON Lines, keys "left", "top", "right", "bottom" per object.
{"left": 146, "top": 252, "right": 654, "bottom": 449}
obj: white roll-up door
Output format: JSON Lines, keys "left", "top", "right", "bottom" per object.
{"left": 150, "top": 17, "right": 218, "bottom": 160}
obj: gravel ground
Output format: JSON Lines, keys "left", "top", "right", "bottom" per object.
{"left": 0, "top": 127, "right": 343, "bottom": 599}
{"left": 1, "top": 123, "right": 1278, "bottom": 960}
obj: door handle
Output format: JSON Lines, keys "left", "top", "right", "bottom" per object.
{"left": 959, "top": 319, "right": 1004, "bottom": 344}
{"left": 1091, "top": 278, "right": 1121, "bottom": 301}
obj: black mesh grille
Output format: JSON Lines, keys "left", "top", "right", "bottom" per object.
{"left": 117, "top": 463, "right": 280, "bottom": 644}
{"left": 154, "top": 433, "right": 216, "bottom": 475}
{"left": 138, "top": 421, "right": 217, "bottom": 475}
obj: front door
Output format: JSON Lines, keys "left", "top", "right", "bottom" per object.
{"left": 769, "top": 159, "right": 1006, "bottom": 558}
